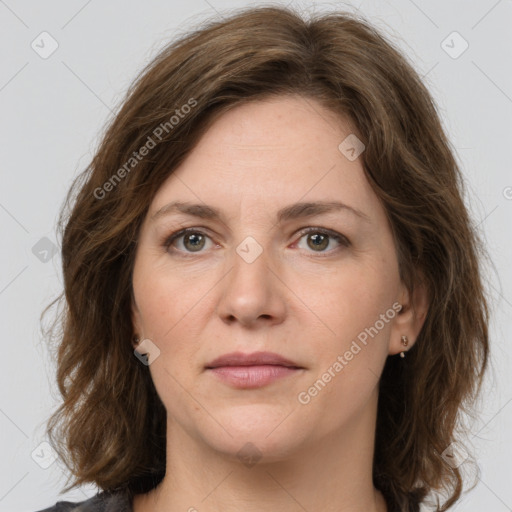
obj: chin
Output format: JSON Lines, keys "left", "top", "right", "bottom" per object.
{"left": 195, "top": 407, "right": 309, "bottom": 463}
{"left": 207, "top": 433, "right": 304, "bottom": 466}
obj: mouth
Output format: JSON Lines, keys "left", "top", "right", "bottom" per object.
{"left": 205, "top": 351, "right": 304, "bottom": 389}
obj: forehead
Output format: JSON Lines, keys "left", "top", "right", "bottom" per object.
{"left": 194, "top": 95, "right": 356, "bottom": 158}
{"left": 148, "top": 95, "right": 382, "bottom": 223}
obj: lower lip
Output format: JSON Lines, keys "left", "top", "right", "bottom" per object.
{"left": 207, "top": 365, "right": 301, "bottom": 388}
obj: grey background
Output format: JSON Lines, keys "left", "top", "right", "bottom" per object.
{"left": 0, "top": 0, "right": 510, "bottom": 510}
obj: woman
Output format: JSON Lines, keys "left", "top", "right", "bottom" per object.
{"left": 38, "top": 5, "right": 489, "bottom": 512}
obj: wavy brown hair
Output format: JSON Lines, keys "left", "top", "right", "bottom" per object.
{"left": 42, "top": 5, "right": 489, "bottom": 511}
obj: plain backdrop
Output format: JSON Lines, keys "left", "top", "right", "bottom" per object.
{"left": 0, "top": 1, "right": 511, "bottom": 511}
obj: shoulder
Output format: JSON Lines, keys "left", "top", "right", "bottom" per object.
{"left": 35, "top": 490, "right": 132, "bottom": 512}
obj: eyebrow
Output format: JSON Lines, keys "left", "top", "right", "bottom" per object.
{"left": 151, "top": 200, "right": 371, "bottom": 224}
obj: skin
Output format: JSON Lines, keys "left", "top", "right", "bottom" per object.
{"left": 131, "top": 95, "right": 428, "bottom": 512}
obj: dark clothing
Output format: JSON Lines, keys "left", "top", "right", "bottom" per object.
{"left": 35, "top": 490, "right": 132, "bottom": 512}
{"left": 36, "top": 487, "right": 413, "bottom": 511}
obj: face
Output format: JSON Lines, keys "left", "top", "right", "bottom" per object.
{"left": 131, "top": 95, "right": 425, "bottom": 462}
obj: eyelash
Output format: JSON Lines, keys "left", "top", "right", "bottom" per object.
{"left": 162, "top": 227, "right": 350, "bottom": 257}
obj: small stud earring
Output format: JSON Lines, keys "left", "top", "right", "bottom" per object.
{"left": 400, "top": 335, "right": 409, "bottom": 358}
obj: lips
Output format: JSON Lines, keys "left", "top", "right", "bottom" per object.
{"left": 205, "top": 351, "right": 304, "bottom": 389}
{"left": 205, "top": 351, "right": 303, "bottom": 369}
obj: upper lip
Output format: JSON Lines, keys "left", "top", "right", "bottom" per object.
{"left": 205, "top": 351, "right": 303, "bottom": 369}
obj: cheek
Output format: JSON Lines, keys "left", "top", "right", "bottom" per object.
{"left": 301, "top": 266, "right": 397, "bottom": 417}
{"left": 132, "top": 256, "right": 208, "bottom": 335}
{"left": 345, "top": 245, "right": 400, "bottom": 312}
{"left": 299, "top": 254, "right": 400, "bottom": 376}
{"left": 132, "top": 261, "right": 210, "bottom": 375}
{"left": 305, "top": 256, "right": 399, "bottom": 329}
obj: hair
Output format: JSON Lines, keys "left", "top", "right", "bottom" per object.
{"left": 42, "top": 5, "right": 489, "bottom": 511}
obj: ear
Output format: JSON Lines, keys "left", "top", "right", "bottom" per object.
{"left": 131, "top": 292, "right": 143, "bottom": 350}
{"left": 389, "top": 278, "right": 429, "bottom": 356}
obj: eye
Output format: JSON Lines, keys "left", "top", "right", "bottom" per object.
{"left": 162, "top": 227, "right": 350, "bottom": 256}
{"left": 163, "top": 228, "right": 215, "bottom": 254}
{"left": 294, "top": 228, "right": 349, "bottom": 254}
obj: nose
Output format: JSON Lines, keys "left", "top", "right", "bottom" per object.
{"left": 216, "top": 243, "right": 286, "bottom": 328}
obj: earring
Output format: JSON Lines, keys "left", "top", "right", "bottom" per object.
{"left": 133, "top": 335, "right": 140, "bottom": 345}
{"left": 400, "top": 335, "right": 409, "bottom": 358}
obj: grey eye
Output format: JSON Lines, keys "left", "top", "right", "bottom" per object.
{"left": 297, "top": 231, "right": 345, "bottom": 252}
{"left": 181, "top": 232, "right": 208, "bottom": 252}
